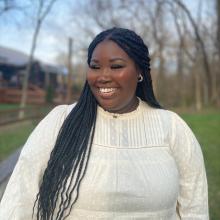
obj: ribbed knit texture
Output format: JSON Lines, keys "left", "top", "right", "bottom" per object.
{"left": 0, "top": 99, "right": 209, "bottom": 220}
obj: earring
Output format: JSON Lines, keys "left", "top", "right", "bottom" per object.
{"left": 138, "top": 74, "right": 143, "bottom": 82}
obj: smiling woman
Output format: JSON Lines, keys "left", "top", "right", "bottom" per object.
{"left": 0, "top": 27, "right": 209, "bottom": 220}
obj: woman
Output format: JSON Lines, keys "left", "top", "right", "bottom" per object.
{"left": 0, "top": 27, "right": 209, "bottom": 220}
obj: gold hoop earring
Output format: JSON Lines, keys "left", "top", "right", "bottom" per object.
{"left": 138, "top": 74, "right": 143, "bottom": 82}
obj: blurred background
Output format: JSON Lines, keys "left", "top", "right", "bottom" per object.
{"left": 0, "top": 0, "right": 219, "bottom": 219}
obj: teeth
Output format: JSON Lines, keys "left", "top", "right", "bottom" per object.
{"left": 99, "top": 88, "right": 116, "bottom": 93}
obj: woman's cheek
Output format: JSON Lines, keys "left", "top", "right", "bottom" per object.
{"left": 86, "top": 71, "right": 96, "bottom": 84}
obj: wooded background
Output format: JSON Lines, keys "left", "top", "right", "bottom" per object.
{"left": 1, "top": 0, "right": 220, "bottom": 110}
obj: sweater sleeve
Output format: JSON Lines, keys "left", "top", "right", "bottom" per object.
{"left": 170, "top": 112, "right": 209, "bottom": 220}
{"left": 0, "top": 105, "right": 69, "bottom": 220}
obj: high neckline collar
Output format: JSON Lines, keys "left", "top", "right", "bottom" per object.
{"left": 97, "top": 97, "right": 145, "bottom": 119}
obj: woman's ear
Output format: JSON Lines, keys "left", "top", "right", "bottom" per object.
{"left": 138, "top": 74, "right": 143, "bottom": 82}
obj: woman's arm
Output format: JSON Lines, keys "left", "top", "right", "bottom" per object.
{"left": 0, "top": 105, "right": 68, "bottom": 220}
{"left": 170, "top": 112, "right": 209, "bottom": 220}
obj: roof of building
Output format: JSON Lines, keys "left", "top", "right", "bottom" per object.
{"left": 0, "top": 46, "right": 29, "bottom": 66}
{"left": 0, "top": 46, "right": 67, "bottom": 75}
{"left": 40, "top": 63, "right": 68, "bottom": 75}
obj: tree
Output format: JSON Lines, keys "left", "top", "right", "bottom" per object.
{"left": 0, "top": 0, "right": 15, "bottom": 16}
{"left": 0, "top": 0, "right": 25, "bottom": 19}
{"left": 147, "top": 0, "right": 168, "bottom": 103}
{"left": 216, "top": 0, "right": 220, "bottom": 105}
{"left": 19, "top": 0, "right": 58, "bottom": 118}
{"left": 170, "top": 5, "right": 187, "bottom": 107}
{"left": 217, "top": 0, "right": 220, "bottom": 59}
{"left": 171, "top": 0, "right": 213, "bottom": 104}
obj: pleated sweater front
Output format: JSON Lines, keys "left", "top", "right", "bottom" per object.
{"left": 0, "top": 99, "right": 209, "bottom": 219}
{"left": 70, "top": 100, "right": 208, "bottom": 219}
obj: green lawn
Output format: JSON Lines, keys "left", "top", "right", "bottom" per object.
{"left": 0, "top": 104, "right": 53, "bottom": 161}
{"left": 181, "top": 112, "right": 220, "bottom": 220}
{"left": 0, "top": 103, "right": 20, "bottom": 111}
{"left": 0, "top": 103, "right": 53, "bottom": 112}
{"left": 0, "top": 121, "right": 37, "bottom": 161}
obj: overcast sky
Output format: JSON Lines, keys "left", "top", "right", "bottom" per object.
{"left": 0, "top": 0, "right": 215, "bottom": 65}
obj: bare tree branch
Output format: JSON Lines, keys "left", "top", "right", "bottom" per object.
{"left": 171, "top": 0, "right": 212, "bottom": 101}
{"left": 0, "top": 0, "right": 24, "bottom": 16}
{"left": 19, "top": 0, "right": 59, "bottom": 117}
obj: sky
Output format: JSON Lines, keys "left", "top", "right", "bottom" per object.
{"left": 0, "top": 0, "right": 74, "bottom": 64}
{"left": 0, "top": 0, "right": 215, "bottom": 65}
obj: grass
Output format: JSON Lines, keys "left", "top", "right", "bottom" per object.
{"left": 0, "top": 121, "right": 37, "bottom": 161}
{"left": 0, "top": 104, "right": 54, "bottom": 161}
{"left": 181, "top": 111, "right": 220, "bottom": 220}
{"left": 0, "top": 103, "right": 20, "bottom": 111}
{"left": 0, "top": 103, "right": 53, "bottom": 112}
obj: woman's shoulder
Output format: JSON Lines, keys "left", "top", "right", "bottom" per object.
{"left": 46, "top": 102, "right": 77, "bottom": 119}
{"left": 20, "top": 102, "right": 77, "bottom": 158}
{"left": 158, "top": 108, "right": 190, "bottom": 132}
{"left": 66, "top": 102, "right": 77, "bottom": 115}
{"left": 141, "top": 101, "right": 182, "bottom": 123}
{"left": 141, "top": 101, "right": 191, "bottom": 135}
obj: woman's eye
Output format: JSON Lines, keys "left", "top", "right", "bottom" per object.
{"left": 89, "top": 65, "right": 100, "bottom": 69}
{"left": 111, "top": 65, "right": 124, "bottom": 69}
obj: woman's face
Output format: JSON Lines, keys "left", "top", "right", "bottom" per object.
{"left": 87, "top": 40, "right": 139, "bottom": 113}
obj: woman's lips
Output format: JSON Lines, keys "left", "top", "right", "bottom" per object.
{"left": 97, "top": 87, "right": 118, "bottom": 98}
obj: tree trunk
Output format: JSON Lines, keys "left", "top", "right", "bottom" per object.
{"left": 194, "top": 69, "right": 202, "bottom": 111}
{"left": 173, "top": 0, "right": 212, "bottom": 104}
{"left": 177, "top": 38, "right": 186, "bottom": 107}
{"left": 18, "top": 0, "right": 58, "bottom": 118}
{"left": 216, "top": 0, "right": 220, "bottom": 105}
{"left": 19, "top": 20, "right": 41, "bottom": 118}
{"left": 217, "top": 0, "right": 220, "bottom": 58}
{"left": 66, "top": 38, "right": 73, "bottom": 104}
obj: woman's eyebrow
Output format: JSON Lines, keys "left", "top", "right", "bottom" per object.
{"left": 91, "top": 58, "right": 126, "bottom": 63}
{"left": 90, "top": 58, "right": 98, "bottom": 62}
{"left": 109, "top": 58, "right": 126, "bottom": 62}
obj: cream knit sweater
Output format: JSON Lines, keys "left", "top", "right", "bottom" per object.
{"left": 0, "top": 99, "right": 209, "bottom": 219}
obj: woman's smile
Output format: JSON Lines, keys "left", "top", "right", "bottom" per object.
{"left": 98, "top": 87, "right": 118, "bottom": 98}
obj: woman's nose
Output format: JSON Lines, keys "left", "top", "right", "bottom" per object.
{"left": 97, "top": 75, "right": 112, "bottom": 83}
{"left": 97, "top": 68, "right": 112, "bottom": 83}
{"left": 102, "top": 67, "right": 110, "bottom": 76}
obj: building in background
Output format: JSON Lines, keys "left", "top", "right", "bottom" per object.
{"left": 0, "top": 46, "right": 67, "bottom": 104}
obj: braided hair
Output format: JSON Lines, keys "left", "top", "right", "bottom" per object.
{"left": 34, "top": 27, "right": 161, "bottom": 220}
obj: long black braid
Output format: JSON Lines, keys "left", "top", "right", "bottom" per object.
{"left": 34, "top": 27, "right": 162, "bottom": 220}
